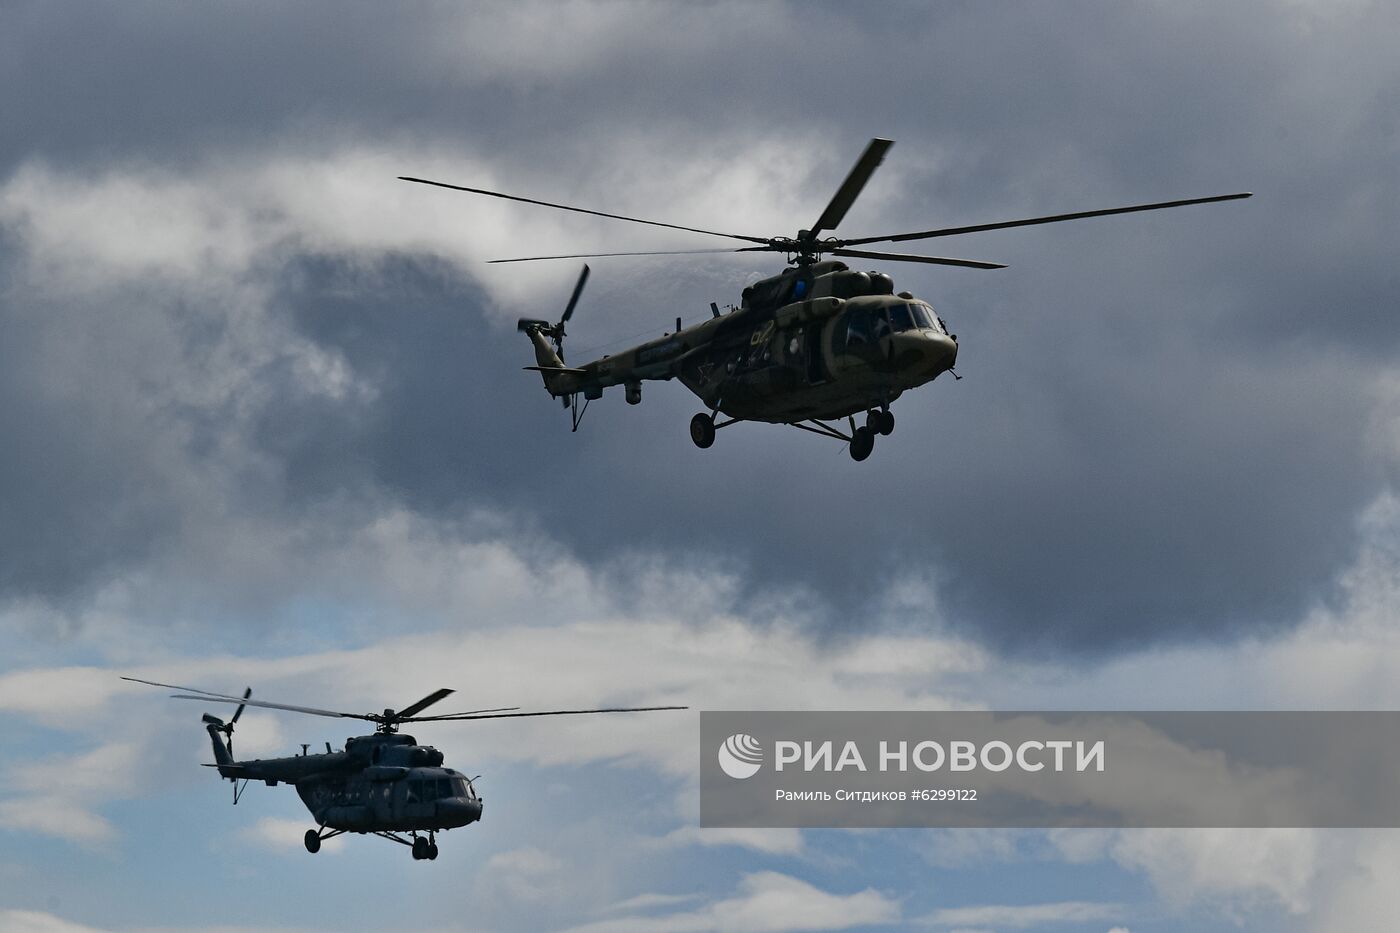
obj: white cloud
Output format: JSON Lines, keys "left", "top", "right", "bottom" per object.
{"left": 479, "top": 846, "right": 569, "bottom": 906}
{"left": 8, "top": 742, "right": 140, "bottom": 797}
{"left": 0, "top": 132, "right": 835, "bottom": 330}
{"left": 566, "top": 871, "right": 900, "bottom": 933}
{"left": 1105, "top": 829, "right": 1318, "bottom": 915}
{"left": 0, "top": 667, "right": 127, "bottom": 726}
{"left": 603, "top": 892, "right": 703, "bottom": 914}
{"left": 1309, "top": 832, "right": 1400, "bottom": 933}
{"left": 0, "top": 742, "right": 145, "bottom": 847}
{"left": 0, "top": 912, "right": 110, "bottom": 933}
{"left": 661, "top": 826, "right": 804, "bottom": 856}
{"left": 0, "top": 797, "right": 115, "bottom": 847}
{"left": 237, "top": 817, "right": 345, "bottom": 856}
{"left": 922, "top": 900, "right": 1124, "bottom": 929}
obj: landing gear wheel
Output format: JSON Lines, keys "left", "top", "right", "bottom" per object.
{"left": 690, "top": 412, "right": 716, "bottom": 449}
{"left": 304, "top": 829, "right": 321, "bottom": 854}
{"left": 412, "top": 837, "right": 429, "bottom": 860}
{"left": 849, "top": 426, "right": 875, "bottom": 462}
{"left": 428, "top": 843, "right": 439, "bottom": 860}
{"left": 866, "top": 409, "right": 894, "bottom": 436}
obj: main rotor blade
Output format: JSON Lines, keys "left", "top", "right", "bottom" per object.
{"left": 811, "top": 138, "right": 894, "bottom": 237}
{"left": 169, "top": 693, "right": 375, "bottom": 722}
{"left": 424, "top": 705, "right": 688, "bottom": 722}
{"left": 122, "top": 676, "right": 251, "bottom": 701}
{"left": 395, "top": 688, "right": 456, "bottom": 720}
{"left": 829, "top": 247, "right": 1006, "bottom": 270}
{"left": 487, "top": 247, "right": 770, "bottom": 264}
{"left": 398, "top": 176, "right": 770, "bottom": 245}
{"left": 841, "top": 192, "right": 1253, "bottom": 247}
{"left": 405, "top": 706, "right": 520, "bottom": 722}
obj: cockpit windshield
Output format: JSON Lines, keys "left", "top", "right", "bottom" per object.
{"left": 407, "top": 776, "right": 474, "bottom": 802}
{"left": 886, "top": 302, "right": 944, "bottom": 334}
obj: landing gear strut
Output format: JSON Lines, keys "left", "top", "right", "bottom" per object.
{"left": 785, "top": 416, "right": 883, "bottom": 462}
{"left": 411, "top": 833, "right": 439, "bottom": 860}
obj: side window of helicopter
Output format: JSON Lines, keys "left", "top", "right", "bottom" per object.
{"left": 871, "top": 308, "right": 892, "bottom": 341}
{"left": 844, "top": 308, "right": 873, "bottom": 348}
{"left": 889, "top": 303, "right": 915, "bottom": 333}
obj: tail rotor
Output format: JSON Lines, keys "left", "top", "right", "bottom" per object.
{"left": 202, "top": 687, "right": 251, "bottom": 756}
{"left": 517, "top": 264, "right": 590, "bottom": 360}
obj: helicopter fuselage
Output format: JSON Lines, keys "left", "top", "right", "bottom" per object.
{"left": 210, "top": 727, "right": 483, "bottom": 834}
{"left": 525, "top": 260, "right": 958, "bottom": 423}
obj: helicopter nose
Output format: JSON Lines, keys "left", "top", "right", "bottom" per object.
{"left": 438, "top": 797, "right": 484, "bottom": 827}
{"left": 889, "top": 332, "right": 957, "bottom": 376}
{"left": 925, "top": 332, "right": 957, "bottom": 371}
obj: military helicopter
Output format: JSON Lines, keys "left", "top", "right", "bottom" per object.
{"left": 401, "top": 138, "right": 1249, "bottom": 461}
{"left": 123, "top": 676, "right": 685, "bottom": 860}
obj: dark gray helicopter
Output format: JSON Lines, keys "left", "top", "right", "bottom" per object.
{"left": 401, "top": 138, "right": 1249, "bottom": 460}
{"left": 124, "top": 676, "right": 685, "bottom": 861}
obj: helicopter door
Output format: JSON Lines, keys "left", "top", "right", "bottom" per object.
{"left": 372, "top": 782, "right": 393, "bottom": 823}
{"left": 836, "top": 306, "right": 887, "bottom": 367}
{"left": 401, "top": 778, "right": 436, "bottom": 826}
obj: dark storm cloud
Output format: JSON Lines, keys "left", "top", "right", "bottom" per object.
{"left": 1, "top": 1, "right": 1397, "bottom": 651}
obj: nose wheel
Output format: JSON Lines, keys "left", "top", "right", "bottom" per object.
{"left": 304, "top": 824, "right": 344, "bottom": 853}
{"left": 412, "top": 834, "right": 439, "bottom": 860}
{"left": 690, "top": 411, "right": 741, "bottom": 449}
{"left": 866, "top": 408, "right": 894, "bottom": 436}
{"left": 690, "top": 412, "right": 715, "bottom": 448}
{"left": 849, "top": 426, "right": 875, "bottom": 462}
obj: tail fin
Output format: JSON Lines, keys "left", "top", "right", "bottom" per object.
{"left": 518, "top": 265, "right": 591, "bottom": 397}
{"left": 518, "top": 321, "right": 575, "bottom": 396}
{"left": 204, "top": 718, "right": 238, "bottom": 775}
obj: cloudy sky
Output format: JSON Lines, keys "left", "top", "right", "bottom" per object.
{"left": 2, "top": 1, "right": 1398, "bottom": 930}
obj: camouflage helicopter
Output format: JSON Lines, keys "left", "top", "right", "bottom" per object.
{"left": 123, "top": 677, "right": 684, "bottom": 860}
{"left": 401, "top": 139, "right": 1249, "bottom": 461}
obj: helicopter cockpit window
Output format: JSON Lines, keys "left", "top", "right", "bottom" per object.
{"left": 910, "top": 302, "right": 940, "bottom": 332}
{"left": 889, "top": 303, "right": 914, "bottom": 333}
{"left": 871, "top": 310, "right": 892, "bottom": 341}
{"left": 844, "top": 309, "right": 874, "bottom": 347}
